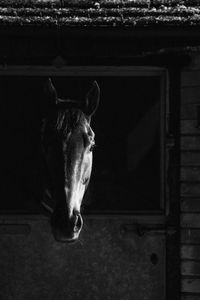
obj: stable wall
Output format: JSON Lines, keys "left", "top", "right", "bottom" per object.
{"left": 181, "top": 53, "right": 200, "bottom": 300}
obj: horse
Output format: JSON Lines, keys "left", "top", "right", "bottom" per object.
{"left": 41, "top": 78, "right": 100, "bottom": 243}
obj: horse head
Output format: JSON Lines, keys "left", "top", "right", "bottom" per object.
{"left": 42, "top": 79, "right": 100, "bottom": 242}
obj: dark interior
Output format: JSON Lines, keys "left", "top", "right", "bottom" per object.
{"left": 1, "top": 75, "right": 162, "bottom": 213}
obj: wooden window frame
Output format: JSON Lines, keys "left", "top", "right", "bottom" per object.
{"left": 0, "top": 65, "right": 169, "bottom": 219}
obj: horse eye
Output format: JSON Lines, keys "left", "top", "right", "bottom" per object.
{"left": 82, "top": 178, "right": 89, "bottom": 185}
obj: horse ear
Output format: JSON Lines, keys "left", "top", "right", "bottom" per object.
{"left": 84, "top": 81, "right": 100, "bottom": 118}
{"left": 44, "top": 78, "right": 57, "bottom": 104}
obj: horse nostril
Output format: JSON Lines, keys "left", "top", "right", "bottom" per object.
{"left": 51, "top": 209, "right": 83, "bottom": 242}
{"left": 73, "top": 213, "right": 83, "bottom": 233}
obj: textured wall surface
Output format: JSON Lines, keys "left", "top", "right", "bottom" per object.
{"left": 180, "top": 53, "right": 200, "bottom": 300}
{"left": 0, "top": 0, "right": 199, "bottom": 27}
{"left": 0, "top": 215, "right": 165, "bottom": 300}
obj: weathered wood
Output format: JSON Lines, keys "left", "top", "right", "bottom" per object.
{"left": 181, "top": 138, "right": 200, "bottom": 300}
{"left": 181, "top": 198, "right": 200, "bottom": 213}
{"left": 189, "top": 55, "right": 200, "bottom": 71}
{"left": 181, "top": 137, "right": 200, "bottom": 150}
{"left": 181, "top": 120, "right": 200, "bottom": 135}
{"left": 181, "top": 71, "right": 200, "bottom": 88}
{"left": 182, "top": 279, "right": 200, "bottom": 293}
{"left": 182, "top": 261, "right": 200, "bottom": 276}
{"left": 181, "top": 104, "right": 197, "bottom": 120}
{"left": 181, "top": 152, "right": 200, "bottom": 166}
{"left": 181, "top": 167, "right": 200, "bottom": 181}
{"left": 181, "top": 183, "right": 200, "bottom": 197}
{"left": 181, "top": 213, "right": 200, "bottom": 228}
{"left": 181, "top": 71, "right": 200, "bottom": 299}
{"left": 181, "top": 228, "right": 200, "bottom": 244}
{"left": 181, "top": 245, "right": 200, "bottom": 260}
{"left": 181, "top": 87, "right": 200, "bottom": 105}
{"left": 181, "top": 295, "right": 200, "bottom": 300}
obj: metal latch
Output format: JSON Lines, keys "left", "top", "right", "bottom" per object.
{"left": 120, "top": 224, "right": 176, "bottom": 237}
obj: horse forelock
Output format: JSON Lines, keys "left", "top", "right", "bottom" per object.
{"left": 56, "top": 108, "right": 86, "bottom": 136}
{"left": 42, "top": 108, "right": 87, "bottom": 140}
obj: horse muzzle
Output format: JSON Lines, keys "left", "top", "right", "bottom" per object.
{"left": 51, "top": 210, "right": 83, "bottom": 243}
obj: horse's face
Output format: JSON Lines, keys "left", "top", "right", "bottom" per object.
{"left": 42, "top": 79, "right": 99, "bottom": 242}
